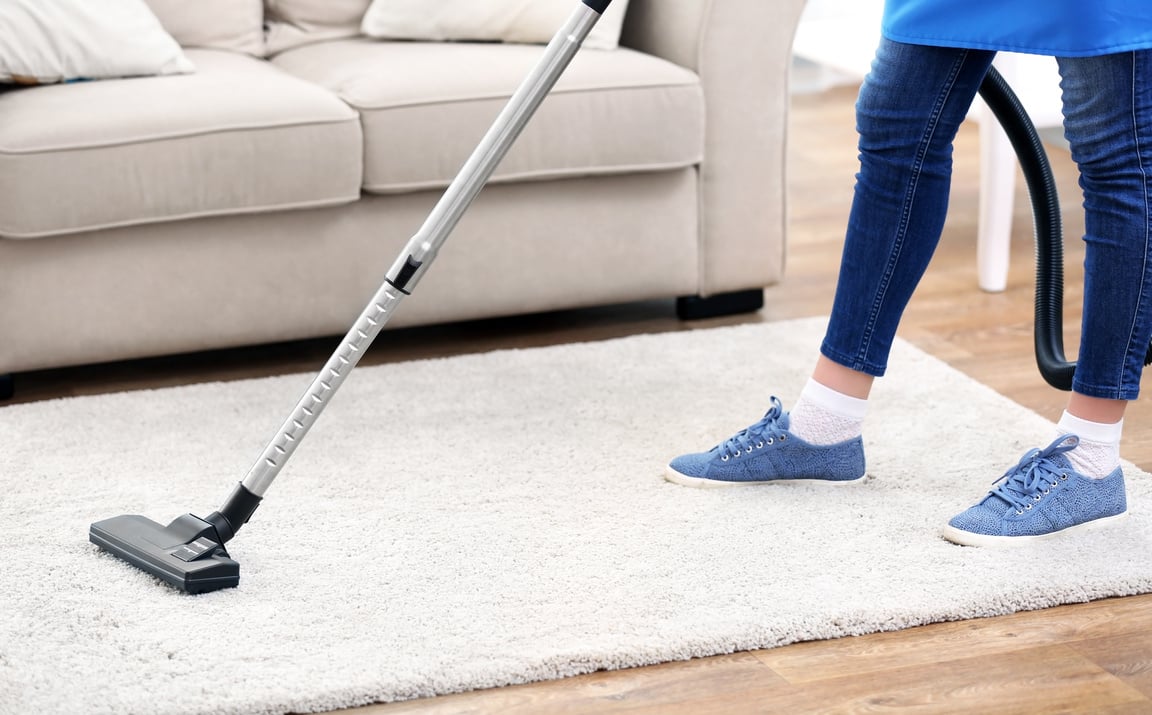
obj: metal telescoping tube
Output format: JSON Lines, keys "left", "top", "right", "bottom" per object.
{"left": 382, "top": 4, "right": 602, "bottom": 295}
{"left": 241, "top": 283, "right": 407, "bottom": 497}
{"left": 239, "top": 2, "right": 603, "bottom": 498}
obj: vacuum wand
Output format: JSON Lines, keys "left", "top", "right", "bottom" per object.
{"left": 241, "top": 0, "right": 605, "bottom": 500}
{"left": 89, "top": 0, "right": 613, "bottom": 594}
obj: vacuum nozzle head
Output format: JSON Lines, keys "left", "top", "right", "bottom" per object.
{"left": 89, "top": 513, "right": 239, "bottom": 594}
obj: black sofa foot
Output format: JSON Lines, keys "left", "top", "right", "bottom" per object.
{"left": 0, "top": 374, "right": 12, "bottom": 401}
{"left": 676, "top": 289, "right": 765, "bottom": 321}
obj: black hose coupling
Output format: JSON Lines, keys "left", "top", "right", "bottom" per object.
{"left": 204, "top": 483, "right": 263, "bottom": 544}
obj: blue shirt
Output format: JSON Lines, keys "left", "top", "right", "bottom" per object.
{"left": 882, "top": 0, "right": 1152, "bottom": 57}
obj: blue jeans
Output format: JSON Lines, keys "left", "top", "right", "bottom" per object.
{"left": 821, "top": 38, "right": 1152, "bottom": 400}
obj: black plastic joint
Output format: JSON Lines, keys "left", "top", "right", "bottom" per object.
{"left": 582, "top": 0, "right": 612, "bottom": 14}
{"left": 386, "top": 256, "right": 423, "bottom": 295}
{"left": 203, "top": 483, "right": 262, "bottom": 544}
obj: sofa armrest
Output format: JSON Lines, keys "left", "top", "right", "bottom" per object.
{"left": 620, "top": 0, "right": 808, "bottom": 295}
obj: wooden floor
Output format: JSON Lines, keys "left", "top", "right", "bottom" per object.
{"left": 13, "top": 84, "right": 1152, "bottom": 713}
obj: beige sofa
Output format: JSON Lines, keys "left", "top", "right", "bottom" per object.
{"left": 0, "top": 0, "right": 804, "bottom": 394}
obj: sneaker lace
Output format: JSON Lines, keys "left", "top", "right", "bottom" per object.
{"left": 718, "top": 396, "right": 790, "bottom": 459}
{"left": 988, "top": 434, "right": 1079, "bottom": 514}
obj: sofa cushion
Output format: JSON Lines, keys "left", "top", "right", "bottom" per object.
{"left": 0, "top": 49, "right": 362, "bottom": 239}
{"left": 265, "top": 0, "right": 372, "bottom": 55}
{"left": 271, "top": 40, "right": 704, "bottom": 194}
{"left": 360, "top": 0, "right": 631, "bottom": 51}
{"left": 145, "top": 0, "right": 266, "bottom": 56}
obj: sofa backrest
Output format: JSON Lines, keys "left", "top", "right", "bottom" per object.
{"left": 144, "top": 0, "right": 635, "bottom": 59}
{"left": 265, "top": 0, "right": 374, "bottom": 55}
{"left": 142, "top": 0, "right": 370, "bottom": 58}
{"left": 144, "top": 0, "right": 266, "bottom": 56}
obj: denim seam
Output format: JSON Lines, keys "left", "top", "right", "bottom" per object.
{"left": 1069, "top": 378, "right": 1138, "bottom": 401}
{"left": 1122, "top": 51, "right": 1152, "bottom": 397}
{"left": 855, "top": 50, "right": 970, "bottom": 365}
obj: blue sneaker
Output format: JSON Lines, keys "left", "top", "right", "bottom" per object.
{"left": 941, "top": 434, "right": 1128, "bottom": 547}
{"left": 664, "top": 397, "right": 866, "bottom": 488}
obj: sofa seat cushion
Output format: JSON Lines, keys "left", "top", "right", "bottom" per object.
{"left": 271, "top": 40, "right": 703, "bottom": 193}
{"left": 0, "top": 49, "right": 362, "bottom": 238}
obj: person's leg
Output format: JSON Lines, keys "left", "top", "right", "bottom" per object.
{"left": 943, "top": 49, "right": 1152, "bottom": 545}
{"left": 1058, "top": 48, "right": 1152, "bottom": 476}
{"left": 819, "top": 41, "right": 996, "bottom": 379}
{"left": 666, "top": 40, "right": 995, "bottom": 487}
{"left": 792, "top": 40, "right": 997, "bottom": 444}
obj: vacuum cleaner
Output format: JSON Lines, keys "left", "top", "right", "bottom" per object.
{"left": 90, "top": 13, "right": 1129, "bottom": 592}
{"left": 89, "top": 0, "right": 614, "bottom": 594}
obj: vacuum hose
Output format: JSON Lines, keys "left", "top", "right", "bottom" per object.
{"left": 976, "top": 66, "right": 1074, "bottom": 391}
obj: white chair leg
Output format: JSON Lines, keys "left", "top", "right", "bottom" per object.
{"left": 977, "top": 100, "right": 1017, "bottom": 293}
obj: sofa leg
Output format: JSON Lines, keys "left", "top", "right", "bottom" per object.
{"left": 676, "top": 289, "right": 765, "bottom": 320}
{"left": 0, "top": 374, "right": 13, "bottom": 401}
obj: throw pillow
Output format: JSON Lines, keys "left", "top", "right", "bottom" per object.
{"left": 360, "top": 0, "right": 632, "bottom": 51}
{"left": 0, "top": 0, "right": 194, "bottom": 85}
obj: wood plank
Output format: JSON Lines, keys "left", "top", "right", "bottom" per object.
{"left": 1073, "top": 632, "right": 1152, "bottom": 699}
{"left": 361, "top": 653, "right": 789, "bottom": 714}
{"left": 733, "top": 645, "right": 1147, "bottom": 715}
{"left": 756, "top": 595, "right": 1152, "bottom": 683}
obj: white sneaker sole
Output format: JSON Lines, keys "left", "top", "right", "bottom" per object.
{"left": 663, "top": 466, "right": 866, "bottom": 489}
{"left": 940, "top": 510, "right": 1129, "bottom": 548}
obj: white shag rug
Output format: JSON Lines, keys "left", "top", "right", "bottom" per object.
{"left": 2, "top": 317, "right": 1151, "bottom": 715}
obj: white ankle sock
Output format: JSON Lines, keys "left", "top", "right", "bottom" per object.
{"left": 1057, "top": 411, "right": 1122, "bottom": 479}
{"left": 787, "top": 378, "right": 867, "bottom": 445}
